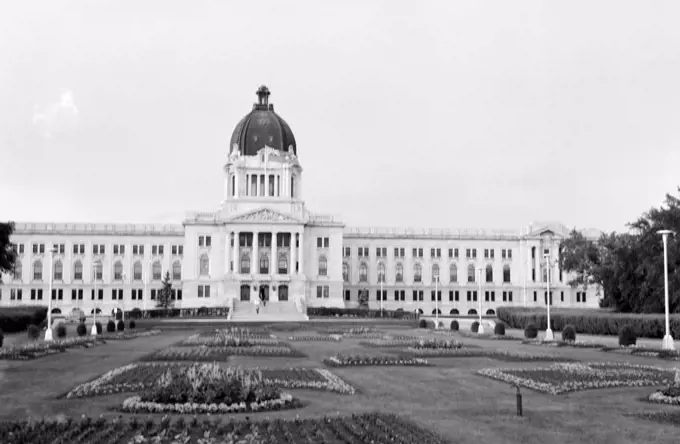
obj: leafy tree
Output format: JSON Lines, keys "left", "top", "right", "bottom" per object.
{"left": 156, "top": 271, "right": 174, "bottom": 313}
{"left": 0, "top": 222, "right": 17, "bottom": 284}
{"left": 558, "top": 229, "right": 602, "bottom": 291}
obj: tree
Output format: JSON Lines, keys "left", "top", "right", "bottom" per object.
{"left": 0, "top": 222, "right": 17, "bottom": 284}
{"left": 156, "top": 271, "right": 174, "bottom": 314}
{"left": 558, "top": 229, "right": 602, "bottom": 292}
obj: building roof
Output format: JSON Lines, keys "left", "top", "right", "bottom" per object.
{"left": 229, "top": 86, "right": 297, "bottom": 157}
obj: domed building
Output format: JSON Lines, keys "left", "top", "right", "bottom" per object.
{"left": 1, "top": 86, "right": 602, "bottom": 322}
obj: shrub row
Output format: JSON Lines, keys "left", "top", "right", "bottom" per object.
{"left": 308, "top": 307, "right": 418, "bottom": 319}
{"left": 497, "top": 306, "right": 680, "bottom": 339}
{"left": 0, "top": 306, "right": 48, "bottom": 334}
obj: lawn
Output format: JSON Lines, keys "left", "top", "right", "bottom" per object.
{"left": 1, "top": 321, "right": 680, "bottom": 443}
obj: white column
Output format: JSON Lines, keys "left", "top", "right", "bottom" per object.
{"left": 298, "top": 229, "right": 304, "bottom": 275}
{"left": 290, "top": 232, "right": 297, "bottom": 276}
{"left": 252, "top": 231, "right": 259, "bottom": 275}
{"left": 271, "top": 232, "right": 278, "bottom": 275}
{"left": 233, "top": 230, "right": 240, "bottom": 274}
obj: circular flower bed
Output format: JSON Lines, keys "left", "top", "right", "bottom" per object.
{"left": 118, "top": 363, "right": 302, "bottom": 414}
{"left": 324, "top": 353, "right": 430, "bottom": 367}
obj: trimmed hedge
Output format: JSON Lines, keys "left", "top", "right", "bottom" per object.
{"left": 307, "top": 307, "right": 417, "bottom": 319}
{"left": 471, "top": 321, "right": 480, "bottom": 333}
{"left": 497, "top": 306, "right": 680, "bottom": 339}
{"left": 0, "top": 307, "right": 48, "bottom": 334}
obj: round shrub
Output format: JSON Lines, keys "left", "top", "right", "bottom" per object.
{"left": 562, "top": 324, "right": 577, "bottom": 342}
{"left": 619, "top": 325, "right": 637, "bottom": 346}
{"left": 419, "top": 319, "right": 427, "bottom": 329}
{"left": 450, "top": 320, "right": 459, "bottom": 331}
{"left": 79, "top": 316, "right": 86, "bottom": 324}
{"left": 55, "top": 323, "right": 67, "bottom": 338}
{"left": 129, "top": 320, "right": 136, "bottom": 329}
{"left": 95, "top": 322, "right": 103, "bottom": 335}
{"left": 524, "top": 323, "right": 538, "bottom": 339}
{"left": 471, "top": 321, "right": 480, "bottom": 333}
{"left": 494, "top": 322, "right": 506, "bottom": 336}
{"left": 76, "top": 323, "right": 87, "bottom": 336}
{"left": 27, "top": 324, "right": 41, "bottom": 340}
{"left": 117, "top": 320, "right": 125, "bottom": 332}
{"left": 106, "top": 320, "right": 116, "bottom": 333}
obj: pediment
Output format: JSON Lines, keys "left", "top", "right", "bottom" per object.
{"left": 526, "top": 223, "right": 569, "bottom": 238}
{"left": 227, "top": 208, "right": 303, "bottom": 224}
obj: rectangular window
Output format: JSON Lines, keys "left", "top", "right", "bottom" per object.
{"left": 413, "top": 290, "right": 418, "bottom": 301}
{"left": 484, "top": 249, "right": 489, "bottom": 258}
{"left": 561, "top": 291, "right": 564, "bottom": 302}
{"left": 502, "top": 291, "right": 507, "bottom": 302}
{"left": 533, "top": 291, "right": 537, "bottom": 302}
{"left": 412, "top": 248, "right": 417, "bottom": 258}
{"left": 485, "top": 291, "right": 490, "bottom": 302}
{"left": 430, "top": 248, "right": 436, "bottom": 258}
{"left": 491, "top": 291, "right": 495, "bottom": 302}
{"left": 151, "top": 289, "right": 157, "bottom": 300}
{"left": 317, "top": 286, "right": 323, "bottom": 298}
{"left": 508, "top": 291, "right": 513, "bottom": 302}
{"left": 344, "top": 289, "right": 351, "bottom": 301}
{"left": 467, "top": 291, "right": 471, "bottom": 301}
{"left": 418, "top": 248, "right": 423, "bottom": 258}
{"left": 472, "top": 290, "right": 477, "bottom": 301}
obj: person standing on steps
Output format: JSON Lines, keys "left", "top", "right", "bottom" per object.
{"left": 254, "top": 296, "right": 260, "bottom": 315}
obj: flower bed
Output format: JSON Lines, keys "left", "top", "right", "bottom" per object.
{"left": 117, "top": 363, "right": 301, "bottom": 414}
{"left": 65, "top": 363, "right": 355, "bottom": 398}
{"left": 601, "top": 346, "right": 680, "bottom": 361}
{"left": 0, "top": 412, "right": 450, "bottom": 443}
{"left": 180, "top": 333, "right": 280, "bottom": 347}
{"left": 324, "top": 353, "right": 430, "bottom": 367}
{"left": 522, "top": 339, "right": 605, "bottom": 348}
{"left": 140, "top": 345, "right": 305, "bottom": 361}
{"left": 288, "top": 335, "right": 343, "bottom": 341}
{"left": 402, "top": 347, "right": 575, "bottom": 361}
{"left": 198, "top": 327, "right": 272, "bottom": 339}
{"left": 360, "top": 337, "right": 462, "bottom": 349}
{"left": 102, "top": 329, "right": 161, "bottom": 340}
{"left": 477, "top": 362, "right": 675, "bottom": 395}
{"left": 454, "top": 330, "right": 521, "bottom": 341}
{"left": 0, "top": 337, "right": 107, "bottom": 360}
{"left": 325, "top": 327, "right": 379, "bottom": 335}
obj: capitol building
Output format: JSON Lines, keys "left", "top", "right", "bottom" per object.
{"left": 1, "top": 86, "right": 601, "bottom": 321}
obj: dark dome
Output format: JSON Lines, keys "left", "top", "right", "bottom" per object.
{"left": 230, "top": 86, "right": 297, "bottom": 157}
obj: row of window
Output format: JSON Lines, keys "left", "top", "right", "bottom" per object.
{"left": 346, "top": 247, "right": 514, "bottom": 260}
{"left": 230, "top": 173, "right": 289, "bottom": 198}
{"left": 2, "top": 287, "right": 183, "bottom": 301}
{"left": 13, "top": 243, "right": 184, "bottom": 257}
{"left": 233, "top": 233, "right": 294, "bottom": 248}
{"left": 341, "top": 262, "right": 514, "bottom": 284}
{"left": 233, "top": 252, "right": 295, "bottom": 275}
{"left": 316, "top": 237, "right": 330, "bottom": 248}
{"left": 11, "top": 259, "right": 182, "bottom": 282}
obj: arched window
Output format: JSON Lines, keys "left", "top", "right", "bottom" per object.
{"left": 260, "top": 253, "right": 270, "bottom": 274}
{"left": 503, "top": 264, "right": 511, "bottom": 283}
{"left": 13, "top": 260, "right": 22, "bottom": 280}
{"left": 377, "top": 262, "right": 385, "bottom": 283}
{"left": 467, "top": 264, "right": 475, "bottom": 283}
{"left": 32, "top": 260, "right": 43, "bottom": 281}
{"left": 231, "top": 175, "right": 236, "bottom": 196}
{"left": 413, "top": 263, "right": 422, "bottom": 283}
{"left": 278, "top": 252, "right": 288, "bottom": 274}
{"left": 113, "top": 261, "right": 123, "bottom": 280}
{"left": 359, "top": 262, "right": 368, "bottom": 282}
{"left": 449, "top": 308, "right": 459, "bottom": 315}
{"left": 73, "top": 260, "right": 82, "bottom": 280}
{"left": 133, "top": 261, "right": 142, "bottom": 281}
{"left": 93, "top": 261, "right": 103, "bottom": 280}
{"left": 53, "top": 260, "right": 63, "bottom": 281}
{"left": 485, "top": 264, "right": 493, "bottom": 283}
{"left": 432, "top": 264, "right": 440, "bottom": 282}
{"left": 395, "top": 263, "right": 403, "bottom": 282}
{"left": 291, "top": 176, "right": 295, "bottom": 198}
{"left": 318, "top": 256, "right": 327, "bottom": 276}
{"left": 200, "top": 254, "right": 210, "bottom": 276}
{"left": 449, "top": 264, "right": 457, "bottom": 283}
{"left": 172, "top": 261, "right": 182, "bottom": 281}
{"left": 432, "top": 308, "right": 441, "bottom": 315}
{"left": 468, "top": 309, "right": 477, "bottom": 315}
{"left": 486, "top": 309, "right": 496, "bottom": 315}
{"left": 342, "top": 263, "right": 349, "bottom": 283}
{"left": 240, "top": 253, "right": 250, "bottom": 274}
{"left": 152, "top": 261, "right": 162, "bottom": 280}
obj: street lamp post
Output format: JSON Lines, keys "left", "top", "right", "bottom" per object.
{"left": 477, "top": 268, "right": 484, "bottom": 334}
{"left": 544, "top": 253, "right": 554, "bottom": 341}
{"left": 658, "top": 230, "right": 676, "bottom": 350}
{"left": 91, "top": 263, "right": 101, "bottom": 336}
{"left": 45, "top": 246, "right": 59, "bottom": 341}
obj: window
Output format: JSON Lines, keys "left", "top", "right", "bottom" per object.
{"left": 259, "top": 253, "right": 270, "bottom": 274}
{"left": 131, "top": 289, "right": 144, "bottom": 300}
{"left": 467, "top": 264, "right": 475, "bottom": 283}
{"left": 198, "top": 285, "right": 211, "bottom": 298}
{"left": 111, "top": 289, "right": 123, "bottom": 300}
{"left": 172, "top": 261, "right": 182, "bottom": 280}
{"left": 344, "top": 289, "right": 351, "bottom": 301}
{"left": 152, "top": 261, "right": 162, "bottom": 280}
{"left": 316, "top": 237, "right": 330, "bottom": 248}
{"left": 93, "top": 244, "right": 105, "bottom": 255}
{"left": 172, "top": 245, "right": 183, "bottom": 255}
{"left": 93, "top": 261, "right": 103, "bottom": 280}
{"left": 449, "top": 290, "right": 459, "bottom": 301}
{"left": 11, "top": 289, "right": 23, "bottom": 300}
{"left": 376, "top": 289, "right": 387, "bottom": 300}
{"left": 200, "top": 254, "right": 210, "bottom": 276}
{"left": 31, "top": 289, "right": 43, "bottom": 300}
{"left": 413, "top": 263, "right": 422, "bottom": 283}
{"left": 33, "top": 260, "right": 42, "bottom": 280}
{"left": 13, "top": 260, "right": 22, "bottom": 280}
{"left": 358, "top": 247, "right": 369, "bottom": 257}
{"left": 73, "top": 261, "right": 83, "bottom": 280}
{"left": 152, "top": 245, "right": 165, "bottom": 256}
{"left": 577, "top": 292, "right": 587, "bottom": 303}
{"left": 198, "top": 236, "right": 212, "bottom": 247}
{"left": 342, "top": 263, "right": 350, "bottom": 282}
{"left": 150, "top": 289, "right": 157, "bottom": 300}
{"left": 376, "top": 247, "right": 387, "bottom": 257}
{"left": 502, "top": 249, "right": 513, "bottom": 259}
{"left": 560, "top": 291, "right": 564, "bottom": 302}
{"left": 113, "top": 244, "right": 125, "bottom": 255}
{"left": 544, "top": 291, "right": 553, "bottom": 305}
{"left": 533, "top": 291, "right": 537, "bottom": 302}
{"left": 113, "top": 261, "right": 123, "bottom": 280}
{"left": 412, "top": 290, "right": 424, "bottom": 301}
{"left": 503, "top": 265, "right": 511, "bottom": 283}
{"left": 395, "top": 263, "right": 403, "bottom": 282}
{"left": 278, "top": 252, "right": 288, "bottom": 274}
{"left": 91, "top": 288, "right": 103, "bottom": 300}
{"left": 133, "top": 262, "right": 143, "bottom": 281}
{"left": 485, "top": 265, "right": 493, "bottom": 283}
{"left": 133, "top": 245, "right": 145, "bottom": 255}
{"left": 71, "top": 289, "right": 83, "bottom": 300}
{"left": 318, "top": 256, "right": 327, "bottom": 276}
{"left": 377, "top": 262, "right": 385, "bottom": 282}
{"left": 53, "top": 260, "right": 63, "bottom": 280}
{"left": 343, "top": 247, "right": 351, "bottom": 257}
{"left": 432, "top": 264, "right": 440, "bottom": 282}
{"left": 316, "top": 285, "right": 330, "bottom": 298}
{"left": 239, "top": 253, "right": 250, "bottom": 274}
{"left": 359, "top": 263, "right": 368, "bottom": 282}
{"left": 449, "top": 264, "right": 457, "bottom": 283}
{"left": 32, "top": 243, "right": 45, "bottom": 254}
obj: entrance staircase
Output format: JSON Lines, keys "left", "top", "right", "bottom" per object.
{"left": 228, "top": 300, "right": 308, "bottom": 322}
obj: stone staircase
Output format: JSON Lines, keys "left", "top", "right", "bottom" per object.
{"left": 229, "top": 300, "right": 308, "bottom": 322}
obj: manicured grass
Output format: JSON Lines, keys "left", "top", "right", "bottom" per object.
{"left": 2, "top": 323, "right": 680, "bottom": 443}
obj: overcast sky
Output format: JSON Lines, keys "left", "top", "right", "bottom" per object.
{"left": 1, "top": 1, "right": 679, "bottom": 234}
